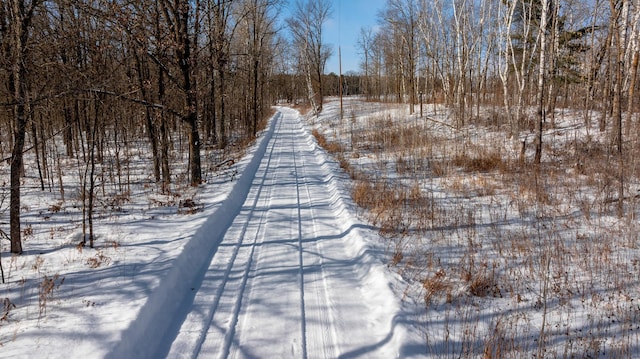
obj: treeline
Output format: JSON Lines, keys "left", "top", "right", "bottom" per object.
{"left": 0, "top": 0, "right": 291, "bottom": 253}
{"left": 357, "top": 0, "right": 639, "bottom": 141}
{"left": 273, "top": 72, "right": 367, "bottom": 102}
{"left": 355, "top": 0, "right": 639, "bottom": 217}
{"left": 4, "top": 0, "right": 639, "bottom": 254}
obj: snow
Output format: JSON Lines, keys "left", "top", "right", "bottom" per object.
{"left": 0, "top": 107, "right": 425, "bottom": 357}
{"left": 5, "top": 95, "right": 639, "bottom": 358}
{"left": 310, "top": 97, "right": 640, "bottom": 357}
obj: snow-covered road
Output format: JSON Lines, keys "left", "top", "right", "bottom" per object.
{"left": 106, "top": 108, "right": 422, "bottom": 358}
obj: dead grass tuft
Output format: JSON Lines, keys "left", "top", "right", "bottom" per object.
{"left": 352, "top": 176, "right": 436, "bottom": 236}
{"left": 293, "top": 102, "right": 313, "bottom": 115}
{"left": 453, "top": 151, "right": 504, "bottom": 173}
{"left": 102, "top": 191, "right": 131, "bottom": 211}
{"left": 423, "top": 269, "right": 451, "bottom": 305}
{"left": 86, "top": 251, "right": 111, "bottom": 268}
{"left": 1, "top": 298, "right": 16, "bottom": 321}
{"left": 312, "top": 129, "right": 344, "bottom": 154}
{"left": 39, "top": 274, "right": 64, "bottom": 318}
{"left": 49, "top": 203, "right": 63, "bottom": 213}
{"left": 469, "top": 271, "right": 501, "bottom": 298}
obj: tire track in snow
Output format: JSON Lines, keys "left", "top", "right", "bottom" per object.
{"left": 111, "top": 107, "right": 424, "bottom": 359}
{"left": 295, "top": 124, "right": 340, "bottom": 359}
{"left": 211, "top": 149, "right": 277, "bottom": 359}
{"left": 168, "top": 116, "right": 285, "bottom": 359}
{"left": 292, "top": 123, "right": 309, "bottom": 359}
{"left": 105, "top": 113, "right": 280, "bottom": 359}
{"left": 219, "top": 110, "right": 310, "bottom": 358}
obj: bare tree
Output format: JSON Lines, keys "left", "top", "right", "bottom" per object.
{"left": 417, "top": 0, "right": 457, "bottom": 113}
{"left": 609, "top": 0, "right": 630, "bottom": 153}
{"left": 207, "top": 0, "right": 237, "bottom": 149}
{"left": 287, "top": 0, "right": 332, "bottom": 114}
{"left": 240, "top": 0, "right": 282, "bottom": 136}
{"left": 608, "top": 0, "right": 632, "bottom": 214}
{"left": 380, "top": 0, "right": 419, "bottom": 114}
{"left": 357, "top": 27, "right": 375, "bottom": 100}
{"left": 158, "top": 0, "right": 203, "bottom": 185}
{"left": 5, "top": 0, "right": 45, "bottom": 254}
{"left": 534, "top": 0, "right": 550, "bottom": 166}
{"left": 625, "top": 0, "right": 640, "bottom": 136}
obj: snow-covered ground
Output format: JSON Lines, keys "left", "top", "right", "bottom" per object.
{"left": 4, "top": 95, "right": 640, "bottom": 358}
{"left": 0, "top": 106, "right": 425, "bottom": 357}
{"left": 311, "top": 97, "right": 640, "bottom": 357}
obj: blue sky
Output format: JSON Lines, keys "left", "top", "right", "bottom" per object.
{"left": 283, "top": 0, "right": 386, "bottom": 75}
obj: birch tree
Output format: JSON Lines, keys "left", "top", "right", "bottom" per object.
{"left": 287, "top": 0, "right": 332, "bottom": 114}
{"left": 380, "top": 0, "right": 419, "bottom": 114}
{"left": 625, "top": 0, "right": 640, "bottom": 136}
{"left": 534, "top": 0, "right": 550, "bottom": 165}
{"left": 496, "top": 0, "right": 519, "bottom": 130}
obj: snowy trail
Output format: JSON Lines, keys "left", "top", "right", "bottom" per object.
{"left": 108, "top": 108, "right": 421, "bottom": 359}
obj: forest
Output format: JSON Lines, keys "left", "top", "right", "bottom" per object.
{"left": 3, "top": 0, "right": 640, "bottom": 356}
{"left": 1, "top": 0, "right": 638, "bottom": 254}
{"left": 1, "top": 0, "right": 292, "bottom": 255}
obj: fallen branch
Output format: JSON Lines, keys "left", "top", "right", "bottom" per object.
{"left": 213, "top": 159, "right": 235, "bottom": 168}
{"left": 604, "top": 193, "right": 640, "bottom": 204}
{"left": 424, "top": 115, "right": 458, "bottom": 130}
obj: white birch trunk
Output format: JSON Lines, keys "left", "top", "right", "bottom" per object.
{"left": 534, "top": 0, "right": 549, "bottom": 166}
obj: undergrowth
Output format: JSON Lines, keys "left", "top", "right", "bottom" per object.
{"left": 311, "top": 99, "right": 640, "bottom": 357}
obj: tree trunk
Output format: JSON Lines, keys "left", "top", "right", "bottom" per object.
{"left": 8, "top": 0, "right": 34, "bottom": 255}
{"left": 166, "top": 0, "right": 202, "bottom": 185}
{"left": 534, "top": 0, "right": 550, "bottom": 166}
{"left": 9, "top": 97, "right": 26, "bottom": 254}
{"left": 158, "top": 68, "right": 171, "bottom": 190}
{"left": 31, "top": 114, "right": 45, "bottom": 191}
{"left": 88, "top": 98, "right": 99, "bottom": 248}
{"left": 610, "top": 0, "right": 630, "bottom": 216}
{"left": 628, "top": 49, "right": 639, "bottom": 136}
{"left": 186, "top": 111, "right": 202, "bottom": 185}
{"left": 625, "top": 2, "right": 640, "bottom": 136}
{"left": 218, "top": 64, "right": 227, "bottom": 149}
{"left": 135, "top": 52, "right": 161, "bottom": 182}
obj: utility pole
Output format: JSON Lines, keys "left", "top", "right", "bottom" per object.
{"left": 339, "top": 45, "right": 343, "bottom": 119}
{"left": 338, "top": 0, "right": 343, "bottom": 120}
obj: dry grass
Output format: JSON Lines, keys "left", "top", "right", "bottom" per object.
{"left": 452, "top": 151, "right": 504, "bottom": 173}
{"left": 86, "top": 251, "right": 111, "bottom": 268}
{"left": 351, "top": 178, "right": 433, "bottom": 236}
{"left": 312, "top": 128, "right": 344, "bottom": 154}
{"left": 467, "top": 265, "right": 501, "bottom": 298}
{"left": 312, "top": 99, "right": 640, "bottom": 357}
{"left": 178, "top": 197, "right": 203, "bottom": 214}
{"left": 1, "top": 298, "right": 16, "bottom": 321}
{"left": 293, "top": 102, "right": 313, "bottom": 116}
{"left": 38, "top": 274, "right": 64, "bottom": 319}
{"left": 422, "top": 269, "right": 451, "bottom": 305}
